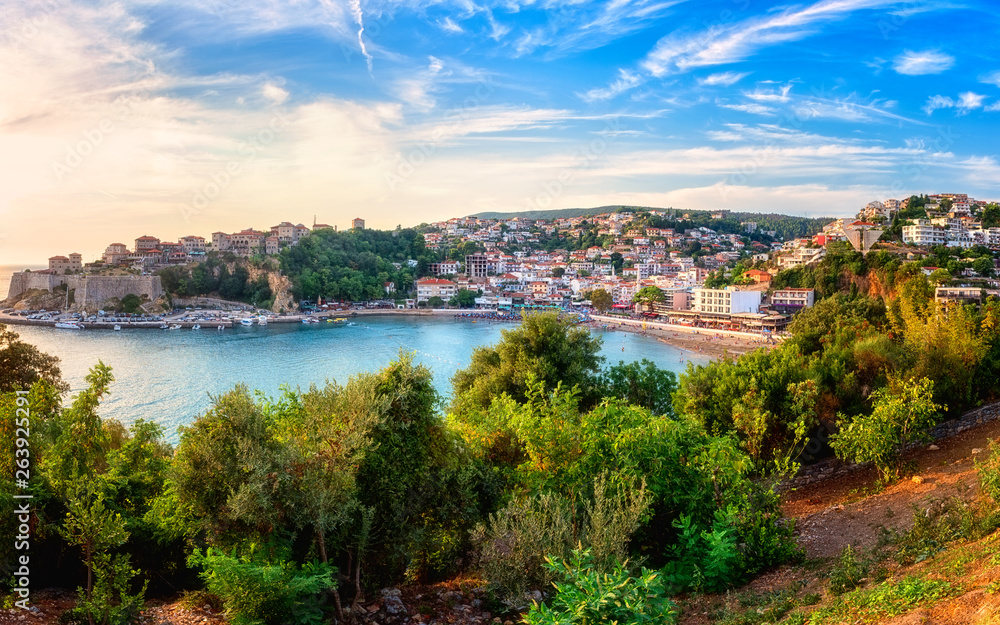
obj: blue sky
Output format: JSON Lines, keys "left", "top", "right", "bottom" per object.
{"left": 1, "top": 0, "right": 999, "bottom": 262}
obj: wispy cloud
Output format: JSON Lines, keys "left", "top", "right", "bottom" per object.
{"left": 981, "top": 70, "right": 1000, "bottom": 88}
{"left": 923, "top": 92, "right": 988, "bottom": 114}
{"left": 438, "top": 16, "right": 464, "bottom": 33}
{"left": 347, "top": 0, "right": 374, "bottom": 77}
{"left": 699, "top": 71, "right": 750, "bottom": 87}
{"left": 580, "top": 69, "right": 644, "bottom": 102}
{"left": 719, "top": 102, "right": 776, "bottom": 116}
{"left": 744, "top": 84, "right": 792, "bottom": 103}
{"left": 641, "top": 0, "right": 896, "bottom": 76}
{"left": 892, "top": 49, "right": 954, "bottom": 75}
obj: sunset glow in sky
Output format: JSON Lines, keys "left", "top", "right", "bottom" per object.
{"left": 1, "top": 0, "right": 999, "bottom": 263}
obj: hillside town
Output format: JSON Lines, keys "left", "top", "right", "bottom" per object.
{"left": 28, "top": 195, "right": 1000, "bottom": 331}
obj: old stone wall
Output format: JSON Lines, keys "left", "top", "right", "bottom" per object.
{"left": 3, "top": 272, "right": 162, "bottom": 311}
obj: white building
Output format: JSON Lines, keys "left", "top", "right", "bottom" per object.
{"left": 902, "top": 220, "right": 945, "bottom": 246}
{"left": 691, "top": 287, "right": 761, "bottom": 315}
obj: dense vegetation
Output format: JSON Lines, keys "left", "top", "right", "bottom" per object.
{"left": 4, "top": 232, "right": 1000, "bottom": 623}
{"left": 158, "top": 256, "right": 275, "bottom": 307}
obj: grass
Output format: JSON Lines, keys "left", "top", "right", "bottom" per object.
{"left": 804, "top": 575, "right": 959, "bottom": 624}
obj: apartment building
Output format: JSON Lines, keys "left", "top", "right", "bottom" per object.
{"left": 134, "top": 235, "right": 160, "bottom": 252}
{"left": 416, "top": 278, "right": 457, "bottom": 303}
{"left": 465, "top": 254, "right": 489, "bottom": 278}
{"left": 691, "top": 287, "right": 762, "bottom": 315}
{"left": 48, "top": 253, "right": 83, "bottom": 274}
{"left": 902, "top": 220, "right": 945, "bottom": 246}
{"left": 103, "top": 243, "right": 130, "bottom": 265}
{"left": 770, "top": 288, "right": 815, "bottom": 314}
{"left": 180, "top": 236, "right": 206, "bottom": 255}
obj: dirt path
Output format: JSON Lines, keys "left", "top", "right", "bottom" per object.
{"left": 784, "top": 417, "right": 1000, "bottom": 559}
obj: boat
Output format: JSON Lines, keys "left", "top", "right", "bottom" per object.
{"left": 217, "top": 325, "right": 225, "bottom": 331}
{"left": 55, "top": 321, "right": 83, "bottom": 330}
{"left": 240, "top": 318, "right": 254, "bottom": 326}
{"left": 160, "top": 323, "right": 169, "bottom": 329}
{"left": 114, "top": 324, "right": 121, "bottom": 331}
{"left": 258, "top": 316, "right": 268, "bottom": 326}
{"left": 168, "top": 324, "right": 181, "bottom": 330}
{"left": 192, "top": 324, "right": 201, "bottom": 330}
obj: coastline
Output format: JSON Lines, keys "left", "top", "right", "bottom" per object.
{"left": 589, "top": 314, "right": 777, "bottom": 360}
{"left": 0, "top": 306, "right": 767, "bottom": 361}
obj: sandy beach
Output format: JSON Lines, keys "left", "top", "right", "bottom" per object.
{"left": 589, "top": 316, "right": 777, "bottom": 360}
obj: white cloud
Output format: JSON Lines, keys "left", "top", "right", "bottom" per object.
{"left": 580, "top": 69, "right": 643, "bottom": 102}
{"left": 698, "top": 71, "right": 750, "bottom": 86}
{"left": 892, "top": 49, "right": 954, "bottom": 75}
{"left": 262, "top": 82, "right": 289, "bottom": 104}
{"left": 641, "top": 0, "right": 896, "bottom": 77}
{"left": 438, "top": 17, "right": 465, "bottom": 33}
{"left": 719, "top": 103, "right": 776, "bottom": 116}
{"left": 744, "top": 84, "right": 792, "bottom": 103}
{"left": 981, "top": 70, "right": 1000, "bottom": 88}
{"left": 923, "top": 92, "right": 988, "bottom": 114}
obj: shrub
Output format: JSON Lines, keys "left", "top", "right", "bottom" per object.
{"left": 829, "top": 545, "right": 865, "bottom": 595}
{"left": 830, "top": 377, "right": 942, "bottom": 483}
{"left": 474, "top": 475, "right": 650, "bottom": 607}
{"left": 188, "top": 548, "right": 335, "bottom": 625}
{"left": 521, "top": 549, "right": 677, "bottom": 625}
{"left": 976, "top": 440, "right": 1000, "bottom": 505}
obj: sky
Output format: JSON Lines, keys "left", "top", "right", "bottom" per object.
{"left": 1, "top": 0, "right": 999, "bottom": 264}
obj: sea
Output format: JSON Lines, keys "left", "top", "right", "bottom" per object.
{"left": 2, "top": 264, "right": 708, "bottom": 443}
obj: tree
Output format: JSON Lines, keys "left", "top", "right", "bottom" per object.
{"left": 552, "top": 267, "right": 565, "bottom": 278}
{"left": 0, "top": 324, "right": 68, "bottom": 392}
{"left": 588, "top": 289, "right": 613, "bottom": 313}
{"left": 830, "top": 377, "right": 942, "bottom": 483}
{"left": 632, "top": 286, "right": 665, "bottom": 311}
{"left": 973, "top": 256, "right": 995, "bottom": 278}
{"left": 119, "top": 294, "right": 143, "bottom": 314}
{"left": 448, "top": 289, "right": 478, "bottom": 308}
{"left": 427, "top": 296, "right": 445, "bottom": 308}
{"left": 451, "top": 311, "right": 604, "bottom": 411}
{"left": 599, "top": 359, "right": 676, "bottom": 416}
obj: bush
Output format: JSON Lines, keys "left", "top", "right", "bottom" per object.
{"left": 829, "top": 545, "right": 865, "bottom": 595}
{"left": 522, "top": 549, "right": 677, "bottom": 625}
{"left": 188, "top": 548, "right": 335, "bottom": 625}
{"left": 830, "top": 377, "right": 941, "bottom": 483}
{"left": 473, "top": 475, "right": 650, "bottom": 607}
{"left": 976, "top": 440, "right": 1000, "bottom": 505}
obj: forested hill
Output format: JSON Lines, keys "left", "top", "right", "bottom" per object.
{"left": 279, "top": 227, "right": 435, "bottom": 301}
{"left": 468, "top": 206, "right": 835, "bottom": 240}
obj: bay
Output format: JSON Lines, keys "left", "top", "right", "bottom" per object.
{"left": 10, "top": 316, "right": 709, "bottom": 443}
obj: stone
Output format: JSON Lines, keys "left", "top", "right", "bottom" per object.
{"left": 912, "top": 476, "right": 924, "bottom": 485}
{"left": 382, "top": 588, "right": 405, "bottom": 615}
{"left": 928, "top": 444, "right": 939, "bottom": 451}
{"left": 973, "top": 448, "right": 984, "bottom": 455}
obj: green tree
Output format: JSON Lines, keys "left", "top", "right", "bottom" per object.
{"left": 119, "top": 294, "right": 143, "bottom": 314}
{"left": 599, "top": 359, "right": 676, "bottom": 416}
{"left": 449, "top": 289, "right": 478, "bottom": 308}
{"left": 588, "top": 289, "right": 613, "bottom": 313}
{"left": 632, "top": 286, "right": 665, "bottom": 311}
{"left": 0, "top": 324, "right": 68, "bottom": 392}
{"left": 830, "top": 377, "right": 942, "bottom": 483}
{"left": 450, "top": 312, "right": 604, "bottom": 412}
{"left": 427, "top": 296, "right": 445, "bottom": 308}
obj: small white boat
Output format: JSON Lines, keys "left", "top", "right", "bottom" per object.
{"left": 240, "top": 318, "right": 254, "bottom": 326}
{"left": 55, "top": 321, "right": 83, "bottom": 329}
{"left": 217, "top": 325, "right": 225, "bottom": 331}
{"left": 160, "top": 323, "right": 169, "bottom": 329}
{"left": 258, "top": 316, "right": 268, "bottom": 326}
{"left": 191, "top": 324, "right": 201, "bottom": 330}
{"left": 114, "top": 324, "right": 121, "bottom": 331}
{"left": 168, "top": 324, "right": 181, "bottom": 330}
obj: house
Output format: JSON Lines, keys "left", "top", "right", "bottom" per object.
{"left": 352, "top": 217, "right": 365, "bottom": 230}
{"left": 48, "top": 253, "right": 82, "bottom": 274}
{"left": 745, "top": 269, "right": 772, "bottom": 284}
{"left": 691, "top": 287, "right": 761, "bottom": 315}
{"left": 770, "top": 288, "right": 815, "bottom": 314}
{"left": 416, "top": 278, "right": 457, "bottom": 303}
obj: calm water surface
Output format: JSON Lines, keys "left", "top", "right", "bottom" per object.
{"left": 11, "top": 316, "right": 709, "bottom": 442}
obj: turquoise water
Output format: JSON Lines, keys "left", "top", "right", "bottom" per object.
{"left": 9, "top": 316, "right": 709, "bottom": 443}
